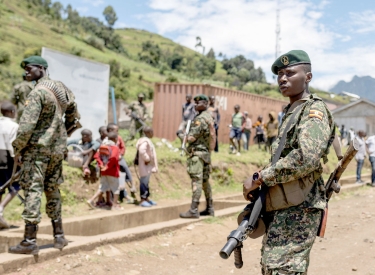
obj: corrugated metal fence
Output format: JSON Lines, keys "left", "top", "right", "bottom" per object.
{"left": 152, "top": 83, "right": 287, "bottom": 144}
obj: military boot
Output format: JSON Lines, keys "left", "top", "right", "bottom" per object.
{"left": 179, "top": 201, "right": 200, "bottom": 219}
{"left": 199, "top": 198, "right": 214, "bottom": 216}
{"left": 52, "top": 218, "right": 68, "bottom": 250}
{"left": 8, "top": 224, "right": 39, "bottom": 255}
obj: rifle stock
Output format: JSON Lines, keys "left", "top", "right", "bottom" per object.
{"left": 318, "top": 139, "right": 359, "bottom": 237}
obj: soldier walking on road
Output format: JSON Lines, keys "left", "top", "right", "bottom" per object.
{"left": 9, "top": 56, "right": 80, "bottom": 255}
{"left": 10, "top": 73, "right": 34, "bottom": 122}
{"left": 126, "top": 93, "right": 148, "bottom": 141}
{"left": 243, "top": 50, "right": 335, "bottom": 274}
{"left": 179, "top": 94, "right": 216, "bottom": 219}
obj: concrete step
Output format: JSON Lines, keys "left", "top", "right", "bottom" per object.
{"left": 339, "top": 174, "right": 371, "bottom": 186}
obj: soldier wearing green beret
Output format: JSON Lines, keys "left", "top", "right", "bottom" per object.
{"left": 9, "top": 56, "right": 80, "bottom": 255}
{"left": 179, "top": 94, "right": 216, "bottom": 218}
{"left": 10, "top": 73, "right": 34, "bottom": 122}
{"left": 126, "top": 92, "right": 148, "bottom": 141}
{"left": 243, "top": 50, "right": 335, "bottom": 274}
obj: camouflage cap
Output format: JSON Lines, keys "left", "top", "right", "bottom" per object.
{"left": 138, "top": 93, "right": 145, "bottom": 98}
{"left": 20, "top": 56, "right": 48, "bottom": 69}
{"left": 194, "top": 94, "right": 208, "bottom": 101}
{"left": 271, "top": 50, "right": 310, "bottom": 75}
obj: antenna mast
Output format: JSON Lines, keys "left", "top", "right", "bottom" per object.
{"left": 274, "top": 0, "right": 281, "bottom": 82}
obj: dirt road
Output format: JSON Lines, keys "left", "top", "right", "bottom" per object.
{"left": 8, "top": 186, "right": 375, "bottom": 275}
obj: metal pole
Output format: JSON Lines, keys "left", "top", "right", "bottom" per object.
{"left": 110, "top": 86, "right": 117, "bottom": 124}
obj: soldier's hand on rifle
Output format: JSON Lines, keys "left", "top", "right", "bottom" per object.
{"left": 243, "top": 172, "right": 263, "bottom": 201}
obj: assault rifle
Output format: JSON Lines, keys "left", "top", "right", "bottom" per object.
{"left": 318, "top": 138, "right": 359, "bottom": 237}
{"left": 130, "top": 112, "right": 146, "bottom": 133}
{"left": 219, "top": 172, "right": 266, "bottom": 269}
{"left": 180, "top": 120, "right": 192, "bottom": 156}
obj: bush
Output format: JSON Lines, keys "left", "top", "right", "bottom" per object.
{"left": 165, "top": 75, "right": 178, "bottom": 83}
{"left": 85, "top": 36, "right": 104, "bottom": 51}
{"left": 121, "top": 68, "right": 131, "bottom": 78}
{"left": 0, "top": 50, "right": 11, "bottom": 65}
{"left": 23, "top": 47, "right": 41, "bottom": 58}
{"left": 70, "top": 47, "right": 83, "bottom": 56}
{"left": 50, "top": 26, "right": 64, "bottom": 34}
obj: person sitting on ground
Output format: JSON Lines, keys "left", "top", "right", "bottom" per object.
{"left": 0, "top": 102, "right": 21, "bottom": 229}
{"left": 67, "top": 129, "right": 100, "bottom": 180}
{"left": 88, "top": 132, "right": 122, "bottom": 210}
{"left": 229, "top": 104, "right": 244, "bottom": 155}
{"left": 104, "top": 123, "right": 136, "bottom": 204}
{"left": 135, "top": 127, "right": 158, "bottom": 207}
{"left": 96, "top": 126, "right": 108, "bottom": 144}
{"left": 265, "top": 111, "right": 279, "bottom": 152}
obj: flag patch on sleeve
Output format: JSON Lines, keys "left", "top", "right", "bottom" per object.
{"left": 309, "top": 110, "right": 324, "bottom": 121}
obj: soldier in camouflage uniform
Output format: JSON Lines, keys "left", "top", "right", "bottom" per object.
{"left": 126, "top": 93, "right": 148, "bottom": 141}
{"left": 9, "top": 56, "right": 80, "bottom": 255}
{"left": 243, "top": 50, "right": 335, "bottom": 274}
{"left": 179, "top": 94, "right": 216, "bottom": 219}
{"left": 10, "top": 73, "right": 34, "bottom": 122}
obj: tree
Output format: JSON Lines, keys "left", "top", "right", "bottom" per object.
{"left": 50, "top": 1, "right": 63, "bottom": 20}
{"left": 138, "top": 41, "right": 161, "bottom": 67}
{"left": 206, "top": 48, "right": 215, "bottom": 59}
{"left": 103, "top": 5, "right": 118, "bottom": 27}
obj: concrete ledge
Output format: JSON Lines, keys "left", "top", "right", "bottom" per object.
{"left": 0, "top": 203, "right": 244, "bottom": 274}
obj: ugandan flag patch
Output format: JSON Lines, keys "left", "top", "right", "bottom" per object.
{"left": 309, "top": 110, "right": 324, "bottom": 121}
{"left": 195, "top": 120, "right": 201, "bottom": 126}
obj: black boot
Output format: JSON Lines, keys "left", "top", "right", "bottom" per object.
{"left": 52, "top": 218, "right": 68, "bottom": 250}
{"left": 199, "top": 198, "right": 214, "bottom": 216}
{"left": 9, "top": 224, "right": 39, "bottom": 255}
{"left": 179, "top": 201, "right": 200, "bottom": 219}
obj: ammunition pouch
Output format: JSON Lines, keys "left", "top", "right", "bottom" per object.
{"left": 265, "top": 170, "right": 320, "bottom": 212}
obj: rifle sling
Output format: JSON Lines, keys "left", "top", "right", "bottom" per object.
{"left": 272, "top": 102, "right": 305, "bottom": 165}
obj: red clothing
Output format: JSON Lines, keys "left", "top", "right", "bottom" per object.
{"left": 94, "top": 145, "right": 120, "bottom": 178}
{"left": 117, "top": 136, "right": 126, "bottom": 156}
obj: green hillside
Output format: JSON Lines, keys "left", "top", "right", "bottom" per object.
{"left": 0, "top": 0, "right": 350, "bottom": 105}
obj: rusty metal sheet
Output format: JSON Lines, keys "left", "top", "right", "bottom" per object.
{"left": 152, "top": 83, "right": 287, "bottom": 145}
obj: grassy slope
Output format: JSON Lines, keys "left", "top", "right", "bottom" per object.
{"left": 0, "top": 0, "right": 348, "bottom": 105}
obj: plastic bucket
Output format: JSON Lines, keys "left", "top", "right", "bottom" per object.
{"left": 67, "top": 144, "right": 84, "bottom": 168}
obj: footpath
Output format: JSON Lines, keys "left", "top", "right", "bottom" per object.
{"left": 0, "top": 173, "right": 372, "bottom": 274}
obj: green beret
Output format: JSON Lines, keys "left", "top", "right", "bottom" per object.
{"left": 20, "top": 56, "right": 48, "bottom": 69}
{"left": 138, "top": 93, "right": 145, "bottom": 98}
{"left": 194, "top": 94, "right": 208, "bottom": 101}
{"left": 271, "top": 50, "right": 310, "bottom": 75}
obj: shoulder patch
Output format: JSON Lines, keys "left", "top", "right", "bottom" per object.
{"left": 309, "top": 109, "right": 324, "bottom": 121}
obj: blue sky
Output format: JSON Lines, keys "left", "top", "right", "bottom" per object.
{"left": 58, "top": 0, "right": 375, "bottom": 90}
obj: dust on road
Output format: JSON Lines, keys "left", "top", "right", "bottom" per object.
{"left": 8, "top": 186, "right": 375, "bottom": 275}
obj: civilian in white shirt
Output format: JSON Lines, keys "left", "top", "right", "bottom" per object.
{"left": 0, "top": 102, "right": 20, "bottom": 229}
{"left": 355, "top": 131, "right": 367, "bottom": 184}
{"left": 366, "top": 134, "right": 375, "bottom": 186}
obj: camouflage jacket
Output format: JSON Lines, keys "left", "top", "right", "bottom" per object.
{"left": 186, "top": 110, "right": 213, "bottom": 163}
{"left": 12, "top": 76, "right": 78, "bottom": 156}
{"left": 129, "top": 101, "right": 148, "bottom": 120}
{"left": 260, "top": 94, "right": 335, "bottom": 209}
{"left": 10, "top": 80, "right": 34, "bottom": 121}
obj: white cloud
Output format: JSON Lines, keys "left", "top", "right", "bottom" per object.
{"left": 82, "top": 0, "right": 104, "bottom": 7}
{"left": 76, "top": 6, "right": 89, "bottom": 14}
{"left": 145, "top": 0, "right": 375, "bottom": 90}
{"left": 350, "top": 10, "right": 375, "bottom": 33}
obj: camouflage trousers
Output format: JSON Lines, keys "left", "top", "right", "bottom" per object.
{"left": 187, "top": 155, "right": 212, "bottom": 202}
{"left": 128, "top": 120, "right": 144, "bottom": 141}
{"left": 261, "top": 206, "right": 321, "bottom": 274}
{"left": 19, "top": 150, "right": 64, "bottom": 225}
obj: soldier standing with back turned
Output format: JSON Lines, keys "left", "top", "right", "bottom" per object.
{"left": 9, "top": 56, "right": 80, "bottom": 255}
{"left": 10, "top": 73, "right": 34, "bottom": 122}
{"left": 179, "top": 94, "right": 216, "bottom": 219}
{"left": 126, "top": 93, "right": 148, "bottom": 141}
{"left": 243, "top": 50, "right": 335, "bottom": 274}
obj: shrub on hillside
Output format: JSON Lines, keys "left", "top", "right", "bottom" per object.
{"left": 121, "top": 68, "right": 131, "bottom": 78}
{"left": 165, "top": 75, "right": 178, "bottom": 83}
{"left": 85, "top": 36, "right": 104, "bottom": 51}
{"left": 23, "top": 47, "right": 41, "bottom": 58}
{"left": 0, "top": 50, "right": 11, "bottom": 65}
{"left": 70, "top": 47, "right": 83, "bottom": 57}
